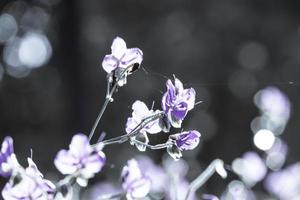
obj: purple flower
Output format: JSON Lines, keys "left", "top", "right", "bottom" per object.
{"left": 161, "top": 78, "right": 196, "bottom": 128}
{"left": 136, "top": 155, "right": 168, "bottom": 193}
{"left": 102, "top": 37, "right": 143, "bottom": 74}
{"left": 2, "top": 158, "right": 55, "bottom": 200}
{"left": 167, "top": 130, "right": 200, "bottom": 160}
{"left": 0, "top": 136, "right": 18, "bottom": 178}
{"left": 121, "top": 159, "right": 151, "bottom": 200}
{"left": 54, "top": 134, "right": 105, "bottom": 186}
{"left": 126, "top": 101, "right": 162, "bottom": 151}
{"left": 174, "top": 130, "right": 201, "bottom": 151}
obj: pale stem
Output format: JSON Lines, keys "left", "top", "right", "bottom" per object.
{"left": 131, "top": 138, "right": 172, "bottom": 150}
{"left": 88, "top": 74, "right": 117, "bottom": 142}
{"left": 92, "top": 112, "right": 164, "bottom": 148}
{"left": 185, "top": 159, "right": 227, "bottom": 200}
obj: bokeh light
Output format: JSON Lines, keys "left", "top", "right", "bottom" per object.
{"left": 18, "top": 32, "right": 52, "bottom": 68}
{"left": 253, "top": 129, "right": 275, "bottom": 151}
{"left": 0, "top": 13, "right": 18, "bottom": 43}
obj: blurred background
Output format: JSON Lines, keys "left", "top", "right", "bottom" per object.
{"left": 0, "top": 0, "right": 300, "bottom": 199}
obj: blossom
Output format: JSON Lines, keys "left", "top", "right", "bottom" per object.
{"left": 102, "top": 37, "right": 143, "bottom": 74}
{"left": 54, "top": 134, "right": 105, "bottom": 186}
{"left": 0, "top": 136, "right": 18, "bottom": 178}
{"left": 167, "top": 130, "right": 201, "bottom": 160}
{"left": 121, "top": 159, "right": 151, "bottom": 200}
{"left": 126, "top": 101, "right": 162, "bottom": 151}
{"left": 136, "top": 155, "right": 167, "bottom": 193}
{"left": 161, "top": 77, "right": 196, "bottom": 128}
{"left": 2, "top": 158, "right": 55, "bottom": 200}
{"left": 173, "top": 130, "right": 201, "bottom": 151}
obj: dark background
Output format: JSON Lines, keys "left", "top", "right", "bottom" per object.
{"left": 0, "top": 0, "right": 300, "bottom": 197}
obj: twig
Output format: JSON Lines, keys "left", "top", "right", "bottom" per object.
{"left": 92, "top": 112, "right": 164, "bottom": 148}
{"left": 131, "top": 139, "right": 172, "bottom": 150}
{"left": 88, "top": 74, "right": 117, "bottom": 142}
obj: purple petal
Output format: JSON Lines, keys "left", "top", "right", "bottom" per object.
{"left": 111, "top": 37, "right": 127, "bottom": 59}
{"left": 102, "top": 54, "right": 118, "bottom": 73}
{"left": 171, "top": 102, "right": 188, "bottom": 120}
{"left": 166, "top": 79, "right": 176, "bottom": 101}
{"left": 175, "top": 130, "right": 201, "bottom": 151}
{"left": 81, "top": 151, "right": 106, "bottom": 178}
{"left": 119, "top": 48, "right": 143, "bottom": 69}
{"left": 167, "top": 110, "right": 182, "bottom": 128}
{"left": 1, "top": 137, "right": 14, "bottom": 155}
{"left": 0, "top": 136, "right": 14, "bottom": 177}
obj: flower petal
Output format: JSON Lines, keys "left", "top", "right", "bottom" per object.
{"left": 111, "top": 37, "right": 127, "bottom": 59}
{"left": 102, "top": 54, "right": 118, "bottom": 73}
{"left": 183, "top": 88, "right": 196, "bottom": 111}
{"left": 172, "top": 102, "right": 188, "bottom": 120}
{"left": 127, "top": 177, "right": 151, "bottom": 199}
{"left": 69, "top": 134, "right": 90, "bottom": 159}
{"left": 166, "top": 79, "right": 176, "bottom": 101}
{"left": 54, "top": 150, "right": 78, "bottom": 175}
{"left": 119, "top": 48, "right": 143, "bottom": 71}
{"left": 80, "top": 151, "right": 106, "bottom": 178}
{"left": 132, "top": 100, "right": 150, "bottom": 120}
{"left": 174, "top": 78, "right": 184, "bottom": 95}
{"left": 175, "top": 130, "right": 201, "bottom": 151}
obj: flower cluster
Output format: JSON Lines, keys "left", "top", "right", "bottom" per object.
{"left": 125, "top": 76, "right": 200, "bottom": 160}
{"left": 1, "top": 36, "right": 276, "bottom": 200}
{"left": 0, "top": 137, "right": 56, "bottom": 200}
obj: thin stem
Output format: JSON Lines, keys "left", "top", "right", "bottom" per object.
{"left": 185, "top": 159, "right": 226, "bottom": 200}
{"left": 88, "top": 74, "right": 117, "bottom": 142}
{"left": 131, "top": 139, "right": 171, "bottom": 150}
{"left": 92, "top": 112, "right": 164, "bottom": 148}
{"left": 88, "top": 64, "right": 137, "bottom": 142}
